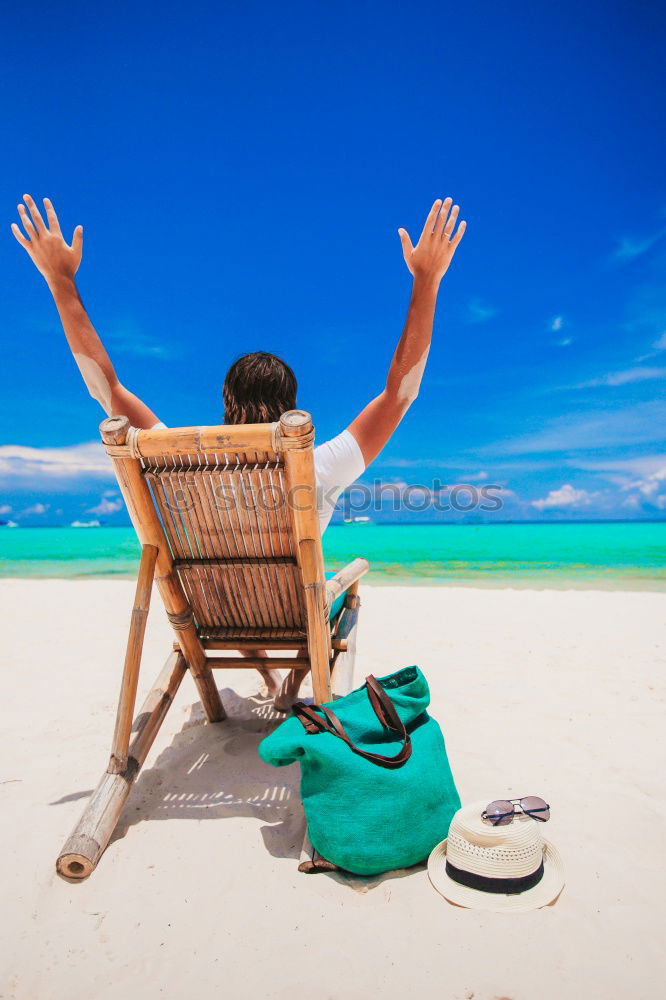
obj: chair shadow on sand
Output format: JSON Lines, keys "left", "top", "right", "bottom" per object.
{"left": 52, "top": 688, "right": 423, "bottom": 891}
{"left": 111, "top": 687, "right": 305, "bottom": 863}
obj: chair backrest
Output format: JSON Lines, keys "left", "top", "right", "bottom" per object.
{"left": 100, "top": 410, "right": 328, "bottom": 647}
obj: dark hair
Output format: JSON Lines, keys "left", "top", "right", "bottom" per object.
{"left": 223, "top": 352, "right": 297, "bottom": 424}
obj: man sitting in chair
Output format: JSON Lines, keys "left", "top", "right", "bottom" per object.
{"left": 12, "top": 193, "right": 466, "bottom": 708}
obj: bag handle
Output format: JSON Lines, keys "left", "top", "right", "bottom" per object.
{"left": 365, "top": 674, "right": 404, "bottom": 731}
{"left": 292, "top": 674, "right": 412, "bottom": 770}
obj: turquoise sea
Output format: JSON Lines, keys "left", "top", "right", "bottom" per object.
{"left": 0, "top": 523, "right": 665, "bottom": 589}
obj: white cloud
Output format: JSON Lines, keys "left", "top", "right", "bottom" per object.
{"left": 493, "top": 486, "right": 518, "bottom": 500}
{"left": 576, "top": 366, "right": 666, "bottom": 388}
{"left": 620, "top": 464, "right": 666, "bottom": 511}
{"left": 0, "top": 503, "right": 12, "bottom": 515}
{"left": 621, "top": 330, "right": 665, "bottom": 365}
{"left": 0, "top": 442, "right": 112, "bottom": 482}
{"left": 556, "top": 337, "right": 573, "bottom": 347}
{"left": 532, "top": 484, "right": 598, "bottom": 511}
{"left": 621, "top": 466, "right": 666, "bottom": 498}
{"left": 550, "top": 316, "right": 563, "bottom": 331}
{"left": 621, "top": 494, "right": 641, "bottom": 511}
{"left": 106, "top": 319, "right": 177, "bottom": 360}
{"left": 482, "top": 400, "right": 666, "bottom": 456}
{"left": 20, "top": 502, "right": 50, "bottom": 516}
{"left": 87, "top": 496, "right": 124, "bottom": 516}
{"left": 569, "top": 453, "right": 666, "bottom": 481}
{"left": 465, "top": 299, "right": 498, "bottom": 324}
{"left": 612, "top": 227, "right": 666, "bottom": 262}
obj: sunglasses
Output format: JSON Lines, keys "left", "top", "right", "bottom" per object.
{"left": 482, "top": 796, "right": 550, "bottom": 826}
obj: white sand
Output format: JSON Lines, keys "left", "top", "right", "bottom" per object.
{"left": 1, "top": 580, "right": 665, "bottom": 999}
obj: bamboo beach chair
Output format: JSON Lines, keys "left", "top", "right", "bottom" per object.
{"left": 56, "top": 409, "right": 369, "bottom": 880}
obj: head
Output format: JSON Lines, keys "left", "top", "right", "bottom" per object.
{"left": 223, "top": 352, "right": 297, "bottom": 424}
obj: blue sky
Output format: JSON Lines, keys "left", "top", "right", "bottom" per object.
{"left": 1, "top": 0, "right": 665, "bottom": 524}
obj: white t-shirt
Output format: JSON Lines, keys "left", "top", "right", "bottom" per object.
{"left": 312, "top": 429, "right": 366, "bottom": 532}
{"left": 151, "top": 423, "right": 365, "bottom": 533}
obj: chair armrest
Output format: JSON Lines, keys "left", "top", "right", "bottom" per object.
{"left": 325, "top": 558, "right": 370, "bottom": 606}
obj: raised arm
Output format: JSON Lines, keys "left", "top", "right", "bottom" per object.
{"left": 11, "top": 194, "right": 160, "bottom": 429}
{"left": 347, "top": 197, "right": 466, "bottom": 466}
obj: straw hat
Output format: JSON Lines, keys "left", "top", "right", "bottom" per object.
{"left": 428, "top": 800, "right": 565, "bottom": 913}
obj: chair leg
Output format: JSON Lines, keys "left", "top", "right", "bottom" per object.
{"left": 184, "top": 645, "right": 226, "bottom": 722}
{"left": 299, "top": 590, "right": 362, "bottom": 873}
{"left": 308, "top": 626, "right": 332, "bottom": 704}
{"left": 273, "top": 649, "right": 309, "bottom": 712}
{"left": 109, "top": 543, "right": 158, "bottom": 774}
{"left": 330, "top": 592, "right": 361, "bottom": 699}
{"left": 299, "top": 828, "right": 339, "bottom": 874}
{"left": 56, "top": 651, "right": 186, "bottom": 880}
{"left": 299, "top": 539, "right": 332, "bottom": 704}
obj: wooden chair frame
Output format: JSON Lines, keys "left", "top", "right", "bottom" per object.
{"left": 56, "top": 410, "right": 368, "bottom": 879}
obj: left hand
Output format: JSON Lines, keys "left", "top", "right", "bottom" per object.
{"left": 398, "top": 197, "right": 466, "bottom": 283}
{"left": 11, "top": 194, "right": 83, "bottom": 286}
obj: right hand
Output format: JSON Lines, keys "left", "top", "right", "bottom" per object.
{"left": 398, "top": 197, "right": 466, "bottom": 284}
{"left": 11, "top": 195, "right": 83, "bottom": 285}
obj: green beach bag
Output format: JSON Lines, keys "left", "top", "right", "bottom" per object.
{"left": 258, "top": 666, "right": 461, "bottom": 875}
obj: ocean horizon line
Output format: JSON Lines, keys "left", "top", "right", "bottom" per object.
{"left": 3, "top": 518, "right": 666, "bottom": 529}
